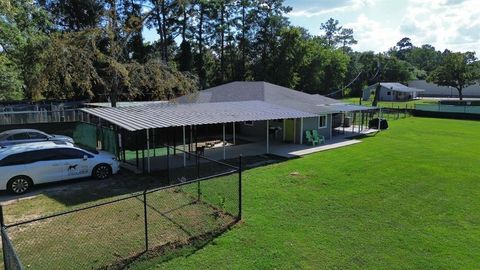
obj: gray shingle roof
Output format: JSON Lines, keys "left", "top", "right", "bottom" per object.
{"left": 365, "top": 82, "right": 424, "bottom": 93}
{"left": 175, "top": 81, "right": 343, "bottom": 114}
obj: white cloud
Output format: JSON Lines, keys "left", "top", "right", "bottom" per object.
{"left": 345, "top": 14, "right": 403, "bottom": 52}
{"left": 289, "top": 0, "right": 376, "bottom": 18}
{"left": 400, "top": 0, "right": 480, "bottom": 52}
{"left": 286, "top": 0, "right": 480, "bottom": 54}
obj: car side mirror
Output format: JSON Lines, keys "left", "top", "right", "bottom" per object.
{"left": 83, "top": 155, "right": 88, "bottom": 161}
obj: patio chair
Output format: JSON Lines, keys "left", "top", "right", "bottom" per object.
{"left": 312, "top": 130, "right": 326, "bottom": 145}
{"left": 305, "top": 130, "right": 318, "bottom": 146}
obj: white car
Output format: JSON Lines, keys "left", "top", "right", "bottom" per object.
{"left": 0, "top": 141, "right": 120, "bottom": 194}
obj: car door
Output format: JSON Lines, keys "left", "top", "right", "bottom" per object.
{"left": 5, "top": 132, "right": 32, "bottom": 145}
{"left": 28, "top": 132, "right": 49, "bottom": 143}
{"left": 19, "top": 150, "right": 65, "bottom": 184}
{"left": 58, "top": 148, "right": 92, "bottom": 180}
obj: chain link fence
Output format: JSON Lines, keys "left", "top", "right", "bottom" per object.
{"left": 1, "top": 148, "right": 242, "bottom": 270}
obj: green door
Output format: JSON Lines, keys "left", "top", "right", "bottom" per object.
{"left": 284, "top": 119, "right": 295, "bottom": 142}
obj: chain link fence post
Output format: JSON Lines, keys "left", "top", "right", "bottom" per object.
{"left": 143, "top": 191, "right": 149, "bottom": 252}
{"left": 196, "top": 152, "right": 201, "bottom": 201}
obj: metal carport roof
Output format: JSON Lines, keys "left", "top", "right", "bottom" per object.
{"left": 80, "top": 100, "right": 318, "bottom": 131}
{"left": 364, "top": 82, "right": 424, "bottom": 93}
{"left": 327, "top": 104, "right": 377, "bottom": 112}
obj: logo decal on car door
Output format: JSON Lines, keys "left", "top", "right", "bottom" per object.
{"left": 67, "top": 164, "right": 88, "bottom": 176}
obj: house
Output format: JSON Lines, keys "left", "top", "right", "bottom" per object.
{"left": 80, "top": 81, "right": 376, "bottom": 172}
{"left": 363, "top": 82, "right": 424, "bottom": 101}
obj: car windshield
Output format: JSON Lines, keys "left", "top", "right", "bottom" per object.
{"left": 76, "top": 145, "right": 99, "bottom": 155}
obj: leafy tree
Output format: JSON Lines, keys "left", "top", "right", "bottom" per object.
{"left": 271, "top": 27, "right": 308, "bottom": 88}
{"left": 0, "top": 55, "right": 23, "bottom": 101}
{"left": 337, "top": 28, "right": 357, "bottom": 53}
{"left": 405, "top": 44, "right": 442, "bottom": 74}
{"left": 0, "top": 0, "right": 51, "bottom": 100}
{"left": 379, "top": 55, "right": 415, "bottom": 83}
{"left": 250, "top": 0, "right": 292, "bottom": 82}
{"left": 427, "top": 52, "right": 480, "bottom": 100}
{"left": 46, "top": 0, "right": 105, "bottom": 31}
{"left": 320, "top": 18, "right": 341, "bottom": 47}
{"left": 298, "top": 37, "right": 349, "bottom": 95}
{"left": 392, "top": 37, "right": 413, "bottom": 60}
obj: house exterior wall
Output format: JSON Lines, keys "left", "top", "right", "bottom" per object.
{"left": 237, "top": 115, "right": 333, "bottom": 144}
{"left": 364, "top": 86, "right": 420, "bottom": 101}
{"left": 238, "top": 120, "right": 267, "bottom": 138}
{"left": 379, "top": 88, "right": 417, "bottom": 101}
{"left": 297, "top": 115, "right": 332, "bottom": 143}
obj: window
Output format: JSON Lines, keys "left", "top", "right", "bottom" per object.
{"left": 8, "top": 133, "right": 30, "bottom": 140}
{"left": 57, "top": 148, "right": 92, "bottom": 159}
{"left": 30, "top": 149, "right": 61, "bottom": 162}
{"left": 244, "top": 121, "right": 254, "bottom": 126}
{"left": 76, "top": 145, "right": 99, "bottom": 155}
{"left": 319, "top": 115, "right": 327, "bottom": 128}
{"left": 387, "top": 91, "right": 391, "bottom": 96}
{"left": 28, "top": 132, "right": 48, "bottom": 139}
{"left": 0, "top": 152, "right": 31, "bottom": 166}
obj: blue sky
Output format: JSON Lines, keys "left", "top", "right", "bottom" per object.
{"left": 144, "top": 0, "right": 480, "bottom": 54}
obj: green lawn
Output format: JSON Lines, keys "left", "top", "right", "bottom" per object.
{"left": 131, "top": 117, "right": 480, "bottom": 269}
{"left": 342, "top": 97, "right": 437, "bottom": 109}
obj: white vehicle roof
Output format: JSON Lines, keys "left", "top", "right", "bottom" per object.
{"left": 0, "top": 129, "right": 50, "bottom": 139}
{"left": 0, "top": 141, "right": 75, "bottom": 159}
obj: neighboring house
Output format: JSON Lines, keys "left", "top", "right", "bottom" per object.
{"left": 362, "top": 82, "right": 424, "bottom": 101}
{"left": 408, "top": 80, "right": 480, "bottom": 98}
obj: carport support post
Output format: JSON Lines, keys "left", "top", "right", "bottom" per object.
{"left": 300, "top": 118, "right": 304, "bottom": 144}
{"left": 182, "top": 126, "right": 186, "bottom": 167}
{"left": 146, "top": 129, "right": 151, "bottom": 173}
{"left": 233, "top": 123, "right": 236, "bottom": 145}
{"left": 266, "top": 120, "right": 270, "bottom": 154}
{"left": 378, "top": 108, "right": 382, "bottom": 131}
{"left": 352, "top": 112, "right": 355, "bottom": 133}
{"left": 166, "top": 146, "right": 170, "bottom": 184}
{"left": 223, "top": 123, "right": 226, "bottom": 160}
{"left": 329, "top": 115, "right": 333, "bottom": 139}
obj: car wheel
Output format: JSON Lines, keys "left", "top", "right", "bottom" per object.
{"left": 93, "top": 164, "right": 112, "bottom": 180}
{"left": 7, "top": 176, "right": 33, "bottom": 195}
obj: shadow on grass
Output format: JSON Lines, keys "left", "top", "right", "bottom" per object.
{"left": 108, "top": 220, "right": 240, "bottom": 270}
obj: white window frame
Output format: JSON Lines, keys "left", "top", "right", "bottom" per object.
{"left": 318, "top": 115, "right": 327, "bottom": 129}
{"left": 244, "top": 121, "right": 254, "bottom": 126}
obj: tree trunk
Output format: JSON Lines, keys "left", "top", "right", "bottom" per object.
{"left": 182, "top": 4, "right": 187, "bottom": 41}
{"left": 241, "top": 2, "right": 246, "bottom": 80}
{"left": 161, "top": 0, "right": 169, "bottom": 62}
{"left": 198, "top": 3, "right": 206, "bottom": 89}
{"left": 220, "top": 3, "right": 225, "bottom": 82}
{"left": 153, "top": 1, "right": 165, "bottom": 61}
{"left": 372, "top": 83, "right": 381, "bottom": 107}
{"left": 457, "top": 87, "right": 463, "bottom": 101}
